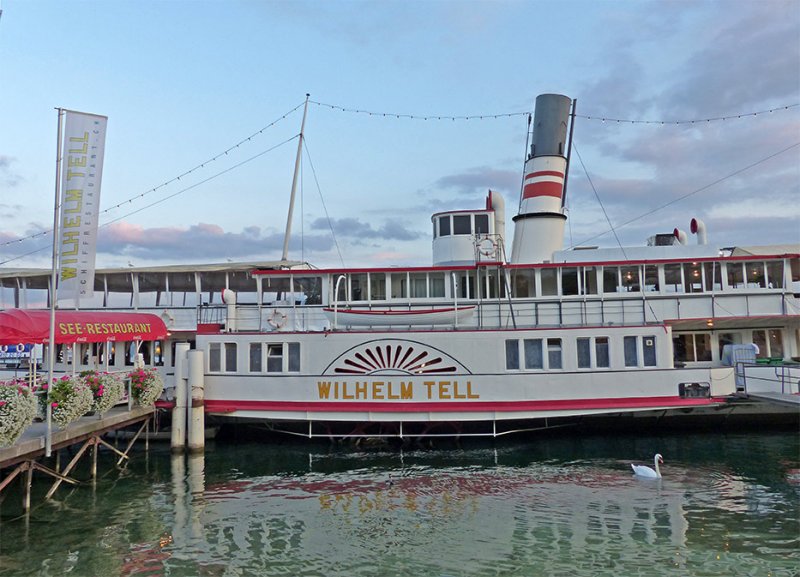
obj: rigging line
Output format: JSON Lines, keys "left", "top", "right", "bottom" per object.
{"left": 572, "top": 141, "right": 628, "bottom": 259}
{"left": 309, "top": 99, "right": 528, "bottom": 121}
{"left": 577, "top": 103, "right": 800, "bottom": 125}
{"left": 302, "top": 138, "right": 346, "bottom": 268}
{"left": 1, "top": 101, "right": 306, "bottom": 249}
{"left": 570, "top": 140, "right": 800, "bottom": 249}
{"left": 0, "top": 136, "right": 299, "bottom": 267}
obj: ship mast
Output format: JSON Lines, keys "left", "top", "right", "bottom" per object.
{"left": 281, "top": 94, "right": 310, "bottom": 263}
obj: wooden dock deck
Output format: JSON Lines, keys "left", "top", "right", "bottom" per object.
{"left": 0, "top": 405, "right": 155, "bottom": 511}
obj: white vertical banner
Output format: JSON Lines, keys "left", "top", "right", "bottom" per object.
{"left": 57, "top": 110, "right": 107, "bottom": 302}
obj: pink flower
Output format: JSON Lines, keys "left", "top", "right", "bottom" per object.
{"left": 51, "top": 402, "right": 59, "bottom": 408}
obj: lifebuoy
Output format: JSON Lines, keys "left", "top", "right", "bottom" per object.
{"left": 0, "top": 345, "right": 7, "bottom": 353}
{"left": 268, "top": 310, "right": 287, "bottom": 329}
{"left": 477, "top": 237, "right": 497, "bottom": 257}
{"left": 16, "top": 343, "right": 25, "bottom": 353}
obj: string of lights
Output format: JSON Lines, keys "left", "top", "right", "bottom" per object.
{"left": 1, "top": 101, "right": 305, "bottom": 249}
{"left": 311, "top": 99, "right": 799, "bottom": 125}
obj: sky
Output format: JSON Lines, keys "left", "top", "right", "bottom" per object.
{"left": 0, "top": 0, "right": 798, "bottom": 271}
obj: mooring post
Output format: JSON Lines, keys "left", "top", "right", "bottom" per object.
{"left": 187, "top": 350, "right": 205, "bottom": 453}
{"left": 171, "top": 342, "right": 190, "bottom": 452}
{"left": 23, "top": 463, "right": 33, "bottom": 512}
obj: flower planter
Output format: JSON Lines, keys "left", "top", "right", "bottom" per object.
{"left": 0, "top": 380, "right": 38, "bottom": 447}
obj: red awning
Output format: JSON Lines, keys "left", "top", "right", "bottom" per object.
{"left": 0, "top": 309, "right": 169, "bottom": 345}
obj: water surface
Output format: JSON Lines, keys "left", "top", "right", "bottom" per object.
{"left": 1, "top": 431, "right": 798, "bottom": 576}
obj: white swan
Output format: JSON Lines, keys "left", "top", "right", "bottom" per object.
{"left": 631, "top": 453, "right": 663, "bottom": 478}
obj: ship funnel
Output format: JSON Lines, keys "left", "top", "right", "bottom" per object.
{"left": 510, "top": 94, "right": 572, "bottom": 264}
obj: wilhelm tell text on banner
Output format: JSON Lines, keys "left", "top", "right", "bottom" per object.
{"left": 57, "top": 111, "right": 107, "bottom": 302}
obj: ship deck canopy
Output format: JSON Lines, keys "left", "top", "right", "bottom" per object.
{"left": 0, "top": 309, "right": 169, "bottom": 345}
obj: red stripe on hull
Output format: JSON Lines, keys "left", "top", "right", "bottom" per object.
{"left": 522, "top": 181, "right": 563, "bottom": 199}
{"left": 205, "top": 396, "right": 720, "bottom": 414}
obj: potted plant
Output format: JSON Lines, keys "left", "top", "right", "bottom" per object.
{"left": 0, "top": 380, "right": 38, "bottom": 447}
{"left": 81, "top": 370, "right": 125, "bottom": 416}
{"left": 128, "top": 368, "right": 164, "bottom": 406}
{"left": 46, "top": 375, "right": 94, "bottom": 428}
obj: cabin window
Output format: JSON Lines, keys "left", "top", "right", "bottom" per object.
{"left": 577, "top": 338, "right": 591, "bottom": 368}
{"left": 524, "top": 339, "right": 543, "bottom": 369}
{"left": 682, "top": 263, "right": 703, "bottom": 293}
{"left": 294, "top": 276, "right": 322, "bottom": 305}
{"left": 561, "top": 268, "right": 579, "bottom": 296}
{"left": 505, "top": 339, "right": 520, "bottom": 370}
{"left": 766, "top": 261, "right": 784, "bottom": 289}
{"left": 582, "top": 267, "right": 599, "bottom": 295}
{"left": 370, "top": 273, "right": 387, "bottom": 300}
{"left": 596, "top": 337, "right": 610, "bottom": 368}
{"left": 624, "top": 336, "right": 638, "bottom": 367}
{"left": 746, "top": 262, "right": 766, "bottom": 288}
{"left": 263, "top": 276, "right": 292, "bottom": 305}
{"left": 663, "top": 264, "right": 683, "bottom": 293}
{"left": 512, "top": 270, "right": 536, "bottom": 298}
{"left": 726, "top": 262, "right": 745, "bottom": 289}
{"left": 166, "top": 272, "right": 199, "bottom": 307}
{"left": 267, "top": 344, "right": 283, "bottom": 372}
{"left": 644, "top": 265, "right": 659, "bottom": 292}
{"left": 224, "top": 343, "right": 237, "bottom": 372}
{"left": 704, "top": 262, "right": 722, "bottom": 292}
{"left": 391, "top": 273, "right": 408, "bottom": 299}
{"left": 673, "top": 333, "right": 710, "bottom": 363}
{"left": 474, "top": 214, "right": 490, "bottom": 235}
{"left": 288, "top": 342, "right": 301, "bottom": 372}
{"left": 429, "top": 273, "right": 445, "bottom": 298}
{"left": 409, "top": 273, "right": 427, "bottom": 298}
{"left": 547, "top": 339, "right": 562, "bottom": 369}
{"left": 620, "top": 266, "right": 640, "bottom": 292}
{"left": 153, "top": 341, "right": 165, "bottom": 366}
{"left": 350, "top": 274, "right": 368, "bottom": 301}
{"left": 541, "top": 269, "right": 558, "bottom": 296}
{"left": 209, "top": 343, "right": 221, "bottom": 372}
{"left": 453, "top": 215, "right": 471, "bottom": 235}
{"left": 439, "top": 216, "right": 451, "bottom": 236}
{"left": 249, "top": 343, "right": 262, "bottom": 372}
{"left": 643, "top": 336, "right": 657, "bottom": 366}
{"left": 753, "top": 329, "right": 784, "bottom": 359}
{"left": 602, "top": 266, "right": 619, "bottom": 293}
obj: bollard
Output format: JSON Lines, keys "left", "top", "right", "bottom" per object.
{"left": 171, "top": 343, "right": 190, "bottom": 452}
{"left": 187, "top": 349, "right": 205, "bottom": 452}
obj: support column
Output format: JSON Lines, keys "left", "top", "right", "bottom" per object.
{"left": 171, "top": 343, "right": 190, "bottom": 452}
{"left": 187, "top": 350, "right": 205, "bottom": 453}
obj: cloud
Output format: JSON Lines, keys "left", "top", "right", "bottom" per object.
{"left": 0, "top": 155, "right": 22, "bottom": 187}
{"left": 435, "top": 166, "right": 519, "bottom": 196}
{"left": 310, "top": 217, "right": 422, "bottom": 242}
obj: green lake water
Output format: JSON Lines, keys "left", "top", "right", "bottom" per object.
{"left": 1, "top": 429, "right": 798, "bottom": 576}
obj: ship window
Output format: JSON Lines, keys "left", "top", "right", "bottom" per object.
{"left": 673, "top": 333, "right": 710, "bottom": 363}
{"left": 541, "top": 269, "right": 558, "bottom": 296}
{"left": 746, "top": 261, "right": 766, "bottom": 288}
{"left": 511, "top": 269, "right": 536, "bottom": 298}
{"left": 577, "top": 338, "right": 591, "bottom": 368}
{"left": 225, "top": 343, "right": 237, "bottom": 372}
{"left": 288, "top": 342, "right": 301, "bottom": 371}
{"left": 391, "top": 273, "right": 408, "bottom": 299}
{"left": 582, "top": 267, "right": 598, "bottom": 295}
{"left": 561, "top": 268, "right": 579, "bottom": 296}
{"left": 350, "top": 274, "right": 368, "bottom": 301}
{"left": 249, "top": 343, "right": 262, "bottom": 372}
{"left": 267, "top": 344, "right": 283, "bottom": 372}
{"left": 766, "top": 261, "right": 784, "bottom": 289}
{"left": 643, "top": 336, "right": 657, "bottom": 366}
{"left": 453, "top": 215, "right": 471, "bottom": 235}
{"left": 209, "top": 343, "right": 221, "bottom": 372}
{"left": 603, "top": 267, "right": 619, "bottom": 293}
{"left": 439, "top": 216, "right": 451, "bottom": 236}
{"left": 294, "top": 276, "right": 322, "bottom": 305}
{"left": 547, "top": 338, "right": 562, "bottom": 369}
{"left": 684, "top": 263, "right": 703, "bottom": 293}
{"left": 429, "top": 273, "right": 445, "bottom": 298}
{"left": 624, "top": 336, "right": 638, "bottom": 367}
{"left": 726, "top": 262, "right": 745, "bottom": 289}
{"left": 596, "top": 337, "right": 610, "bottom": 368}
{"left": 664, "top": 264, "right": 684, "bottom": 293}
{"left": 620, "top": 266, "right": 640, "bottom": 292}
{"left": 769, "top": 329, "right": 784, "bottom": 358}
{"left": 644, "top": 265, "right": 659, "bottom": 292}
{"left": 505, "top": 339, "right": 520, "bottom": 370}
{"left": 704, "top": 262, "right": 722, "bottom": 292}
{"left": 474, "top": 214, "right": 490, "bottom": 235}
{"left": 409, "top": 273, "right": 427, "bottom": 298}
{"left": 370, "top": 273, "right": 387, "bottom": 300}
{"left": 524, "top": 339, "right": 543, "bottom": 369}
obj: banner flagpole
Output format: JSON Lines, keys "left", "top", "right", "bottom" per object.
{"left": 46, "top": 109, "right": 64, "bottom": 457}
